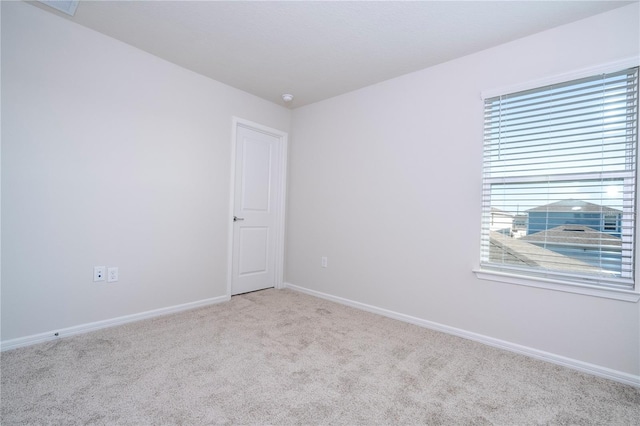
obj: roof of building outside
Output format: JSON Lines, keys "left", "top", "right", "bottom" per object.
{"left": 526, "top": 199, "right": 621, "bottom": 214}
{"left": 489, "top": 231, "right": 607, "bottom": 275}
{"left": 520, "top": 225, "right": 621, "bottom": 247}
{"left": 490, "top": 207, "right": 513, "bottom": 217}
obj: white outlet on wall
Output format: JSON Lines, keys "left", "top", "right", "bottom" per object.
{"left": 107, "top": 267, "right": 119, "bottom": 282}
{"left": 94, "top": 266, "right": 106, "bottom": 282}
{"left": 321, "top": 257, "right": 328, "bottom": 268}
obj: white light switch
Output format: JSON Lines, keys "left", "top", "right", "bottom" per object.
{"left": 321, "top": 257, "right": 328, "bottom": 268}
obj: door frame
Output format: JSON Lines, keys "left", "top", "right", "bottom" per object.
{"left": 226, "top": 117, "right": 288, "bottom": 297}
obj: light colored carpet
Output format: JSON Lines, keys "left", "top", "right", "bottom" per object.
{"left": 1, "top": 288, "right": 638, "bottom": 425}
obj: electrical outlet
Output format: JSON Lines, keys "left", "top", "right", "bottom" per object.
{"left": 321, "top": 256, "right": 328, "bottom": 268}
{"left": 107, "top": 267, "right": 119, "bottom": 282}
{"left": 94, "top": 266, "right": 106, "bottom": 282}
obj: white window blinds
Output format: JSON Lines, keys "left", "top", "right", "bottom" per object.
{"left": 481, "top": 67, "right": 638, "bottom": 289}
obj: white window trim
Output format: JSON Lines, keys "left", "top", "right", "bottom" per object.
{"left": 478, "top": 57, "right": 640, "bottom": 303}
{"left": 481, "top": 57, "right": 639, "bottom": 101}
{"left": 473, "top": 268, "right": 640, "bottom": 302}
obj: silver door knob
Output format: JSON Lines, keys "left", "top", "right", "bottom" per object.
{"left": 233, "top": 216, "right": 245, "bottom": 222}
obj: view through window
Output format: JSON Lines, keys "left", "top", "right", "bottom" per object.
{"left": 481, "top": 67, "right": 639, "bottom": 289}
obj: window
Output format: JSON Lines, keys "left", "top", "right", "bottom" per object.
{"left": 603, "top": 214, "right": 618, "bottom": 232}
{"left": 480, "top": 67, "right": 638, "bottom": 291}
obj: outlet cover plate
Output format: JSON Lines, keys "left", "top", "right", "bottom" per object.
{"left": 107, "top": 267, "right": 119, "bottom": 282}
{"left": 94, "top": 266, "right": 106, "bottom": 282}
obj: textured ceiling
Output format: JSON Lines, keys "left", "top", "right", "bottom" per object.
{"left": 31, "top": 1, "right": 635, "bottom": 108}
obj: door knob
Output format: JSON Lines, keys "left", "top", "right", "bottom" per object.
{"left": 233, "top": 216, "right": 245, "bottom": 222}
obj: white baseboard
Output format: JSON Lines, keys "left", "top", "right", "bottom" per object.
{"left": 0, "top": 295, "right": 230, "bottom": 352}
{"left": 284, "top": 282, "right": 640, "bottom": 388}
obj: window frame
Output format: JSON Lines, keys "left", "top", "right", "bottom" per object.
{"left": 474, "top": 58, "right": 640, "bottom": 302}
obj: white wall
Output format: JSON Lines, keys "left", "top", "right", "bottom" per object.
{"left": 287, "top": 3, "right": 640, "bottom": 378}
{"left": 1, "top": 2, "right": 290, "bottom": 341}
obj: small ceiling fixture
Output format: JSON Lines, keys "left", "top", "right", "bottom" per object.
{"left": 282, "top": 94, "right": 294, "bottom": 103}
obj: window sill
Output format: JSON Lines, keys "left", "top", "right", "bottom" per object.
{"left": 473, "top": 269, "right": 640, "bottom": 302}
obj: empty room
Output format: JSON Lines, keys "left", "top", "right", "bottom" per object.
{"left": 1, "top": 0, "right": 639, "bottom": 424}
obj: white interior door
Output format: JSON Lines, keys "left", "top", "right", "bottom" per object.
{"left": 230, "top": 122, "right": 285, "bottom": 295}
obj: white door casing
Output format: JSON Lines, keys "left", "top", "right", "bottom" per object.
{"left": 228, "top": 118, "right": 287, "bottom": 296}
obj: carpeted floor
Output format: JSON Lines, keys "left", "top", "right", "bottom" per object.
{"left": 1, "top": 288, "right": 639, "bottom": 425}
